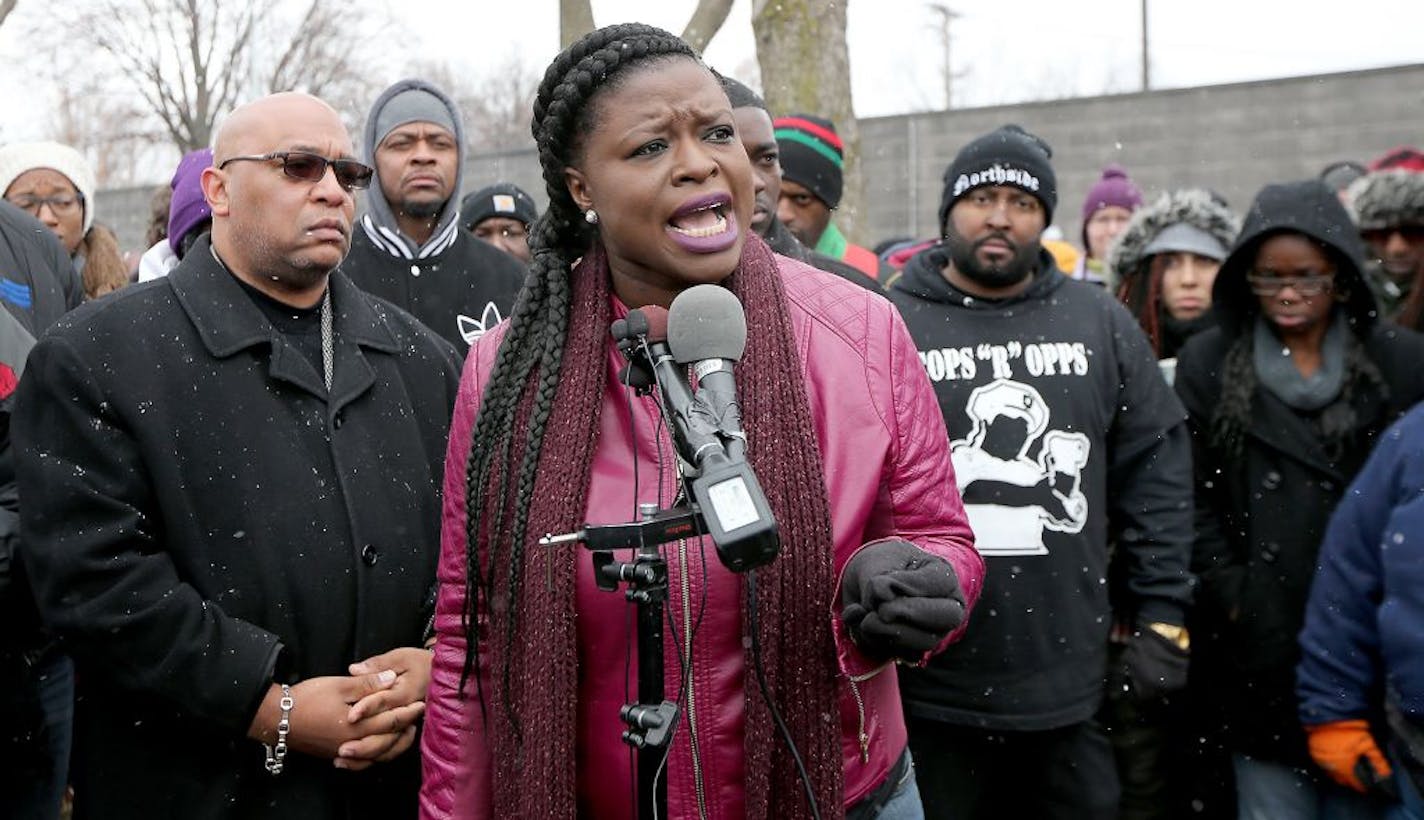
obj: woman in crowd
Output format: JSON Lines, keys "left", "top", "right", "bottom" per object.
{"left": 0, "top": 141, "right": 128, "bottom": 299}
{"left": 419, "top": 23, "right": 982, "bottom": 820}
{"left": 1175, "top": 179, "right": 1424, "bottom": 819}
{"left": 1111, "top": 188, "right": 1239, "bottom": 373}
{"left": 1073, "top": 163, "right": 1142, "bottom": 288}
{"left": 1299, "top": 400, "right": 1424, "bottom": 819}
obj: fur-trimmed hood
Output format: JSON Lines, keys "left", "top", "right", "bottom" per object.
{"left": 1108, "top": 188, "right": 1240, "bottom": 285}
{"left": 1348, "top": 169, "right": 1424, "bottom": 231}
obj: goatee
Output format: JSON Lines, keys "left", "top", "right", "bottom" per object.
{"left": 946, "top": 228, "right": 1040, "bottom": 290}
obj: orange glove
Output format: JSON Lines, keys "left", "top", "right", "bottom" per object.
{"left": 1306, "top": 720, "right": 1393, "bottom": 793}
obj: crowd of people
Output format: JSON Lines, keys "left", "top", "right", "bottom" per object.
{"left": 1, "top": 20, "right": 1423, "bottom": 820}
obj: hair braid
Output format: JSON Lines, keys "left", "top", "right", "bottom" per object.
{"left": 1210, "top": 334, "right": 1255, "bottom": 461}
{"left": 458, "top": 20, "right": 700, "bottom": 772}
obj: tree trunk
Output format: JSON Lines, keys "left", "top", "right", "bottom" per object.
{"left": 560, "top": 0, "right": 595, "bottom": 49}
{"left": 681, "top": 0, "right": 735, "bottom": 54}
{"left": 752, "top": 0, "right": 863, "bottom": 244}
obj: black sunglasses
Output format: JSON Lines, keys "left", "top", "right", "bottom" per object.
{"left": 218, "top": 151, "right": 373, "bottom": 191}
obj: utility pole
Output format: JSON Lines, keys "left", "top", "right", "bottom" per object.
{"left": 928, "top": 3, "right": 961, "bottom": 109}
{"left": 1140, "top": 0, "right": 1150, "bottom": 91}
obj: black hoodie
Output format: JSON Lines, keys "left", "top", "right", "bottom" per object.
{"left": 1174, "top": 180, "right": 1424, "bottom": 763}
{"left": 889, "top": 246, "right": 1193, "bottom": 731}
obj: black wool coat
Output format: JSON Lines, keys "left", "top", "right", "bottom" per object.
{"left": 13, "top": 240, "right": 461, "bottom": 819}
{"left": 1175, "top": 323, "right": 1424, "bottom": 765}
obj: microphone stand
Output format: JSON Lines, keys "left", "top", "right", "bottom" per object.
{"left": 541, "top": 502, "right": 702, "bottom": 820}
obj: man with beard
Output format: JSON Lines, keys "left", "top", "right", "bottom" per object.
{"left": 12, "top": 92, "right": 461, "bottom": 818}
{"left": 719, "top": 76, "right": 880, "bottom": 292}
{"left": 888, "top": 124, "right": 1194, "bottom": 820}
{"left": 342, "top": 79, "right": 526, "bottom": 354}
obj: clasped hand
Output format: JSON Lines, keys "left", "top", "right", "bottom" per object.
{"left": 247, "top": 646, "right": 433, "bottom": 771}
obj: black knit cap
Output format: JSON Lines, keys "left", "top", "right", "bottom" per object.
{"left": 461, "top": 183, "right": 538, "bottom": 231}
{"left": 938, "top": 124, "right": 1057, "bottom": 233}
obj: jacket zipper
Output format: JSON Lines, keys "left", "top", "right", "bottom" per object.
{"left": 678, "top": 533, "right": 710, "bottom": 819}
{"left": 669, "top": 455, "right": 709, "bottom": 820}
{"left": 846, "top": 662, "right": 892, "bottom": 764}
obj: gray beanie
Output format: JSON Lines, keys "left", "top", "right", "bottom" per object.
{"left": 373, "top": 88, "right": 457, "bottom": 148}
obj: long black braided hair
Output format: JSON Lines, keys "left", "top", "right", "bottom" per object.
{"left": 458, "top": 22, "right": 700, "bottom": 709}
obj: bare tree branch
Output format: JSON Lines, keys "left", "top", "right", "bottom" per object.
{"left": 680, "top": 0, "right": 735, "bottom": 54}
{"left": 53, "top": 0, "right": 382, "bottom": 154}
{"left": 0, "top": 0, "right": 18, "bottom": 29}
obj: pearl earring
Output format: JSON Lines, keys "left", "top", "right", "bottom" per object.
{"left": 585, "top": 209, "right": 599, "bottom": 225}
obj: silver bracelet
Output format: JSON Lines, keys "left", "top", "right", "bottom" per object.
{"left": 264, "top": 684, "right": 294, "bottom": 775}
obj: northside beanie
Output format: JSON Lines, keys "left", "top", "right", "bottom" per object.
{"left": 774, "top": 114, "right": 844, "bottom": 209}
{"left": 0, "top": 140, "right": 98, "bottom": 233}
{"left": 938, "top": 124, "right": 1057, "bottom": 233}
{"left": 167, "top": 148, "right": 213, "bottom": 255}
{"left": 461, "top": 183, "right": 538, "bottom": 231}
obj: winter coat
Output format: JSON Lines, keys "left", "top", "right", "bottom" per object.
{"left": 0, "top": 202, "right": 80, "bottom": 650}
{"left": 420, "top": 255, "right": 984, "bottom": 819}
{"left": 889, "top": 246, "right": 1194, "bottom": 731}
{"left": 342, "top": 225, "right": 526, "bottom": 355}
{"left": 12, "top": 238, "right": 462, "bottom": 819}
{"left": 1174, "top": 179, "right": 1424, "bottom": 765}
{"left": 1297, "top": 403, "right": 1424, "bottom": 730}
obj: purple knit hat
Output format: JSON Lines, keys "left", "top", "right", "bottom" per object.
{"left": 168, "top": 148, "right": 213, "bottom": 255}
{"left": 1081, "top": 163, "right": 1143, "bottom": 222}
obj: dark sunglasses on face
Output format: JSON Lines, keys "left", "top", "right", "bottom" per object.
{"left": 6, "top": 192, "right": 83, "bottom": 216}
{"left": 1246, "top": 272, "right": 1334, "bottom": 297}
{"left": 217, "top": 151, "right": 374, "bottom": 191}
{"left": 1361, "top": 226, "right": 1424, "bottom": 245}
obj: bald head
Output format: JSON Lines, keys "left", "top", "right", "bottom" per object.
{"left": 202, "top": 91, "right": 359, "bottom": 307}
{"left": 213, "top": 92, "right": 347, "bottom": 162}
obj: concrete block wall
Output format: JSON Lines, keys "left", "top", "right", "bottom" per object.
{"left": 95, "top": 64, "right": 1424, "bottom": 253}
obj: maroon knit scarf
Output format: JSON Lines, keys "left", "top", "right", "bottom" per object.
{"left": 478, "top": 238, "right": 843, "bottom": 818}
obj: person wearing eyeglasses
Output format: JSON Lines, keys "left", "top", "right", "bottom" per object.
{"left": 460, "top": 182, "right": 536, "bottom": 265}
{"left": 11, "top": 91, "right": 461, "bottom": 820}
{"left": 341, "top": 79, "right": 527, "bottom": 354}
{"left": 1174, "top": 179, "right": 1424, "bottom": 819}
{"left": 0, "top": 141, "right": 130, "bottom": 300}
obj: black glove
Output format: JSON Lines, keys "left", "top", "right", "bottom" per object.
{"left": 841, "top": 540, "right": 965, "bottom": 662}
{"left": 1122, "top": 625, "right": 1189, "bottom": 701}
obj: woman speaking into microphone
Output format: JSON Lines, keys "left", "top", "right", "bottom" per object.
{"left": 420, "top": 24, "right": 981, "bottom": 820}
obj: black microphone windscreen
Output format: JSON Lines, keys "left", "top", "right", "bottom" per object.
{"left": 624, "top": 309, "right": 651, "bottom": 340}
{"left": 667, "top": 285, "right": 747, "bottom": 363}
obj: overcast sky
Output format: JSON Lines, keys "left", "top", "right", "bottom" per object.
{"left": 423, "top": 0, "right": 1424, "bottom": 115}
{"left": 1, "top": 0, "right": 1420, "bottom": 164}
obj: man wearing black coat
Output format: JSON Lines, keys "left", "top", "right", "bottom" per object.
{"left": 13, "top": 92, "right": 461, "bottom": 819}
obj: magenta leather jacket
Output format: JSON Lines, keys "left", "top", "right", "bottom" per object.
{"left": 420, "top": 257, "right": 982, "bottom": 818}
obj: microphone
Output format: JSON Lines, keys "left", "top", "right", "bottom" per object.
{"left": 609, "top": 298, "right": 779, "bottom": 572}
{"left": 665, "top": 287, "right": 779, "bottom": 572}
{"left": 668, "top": 285, "right": 748, "bottom": 460}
